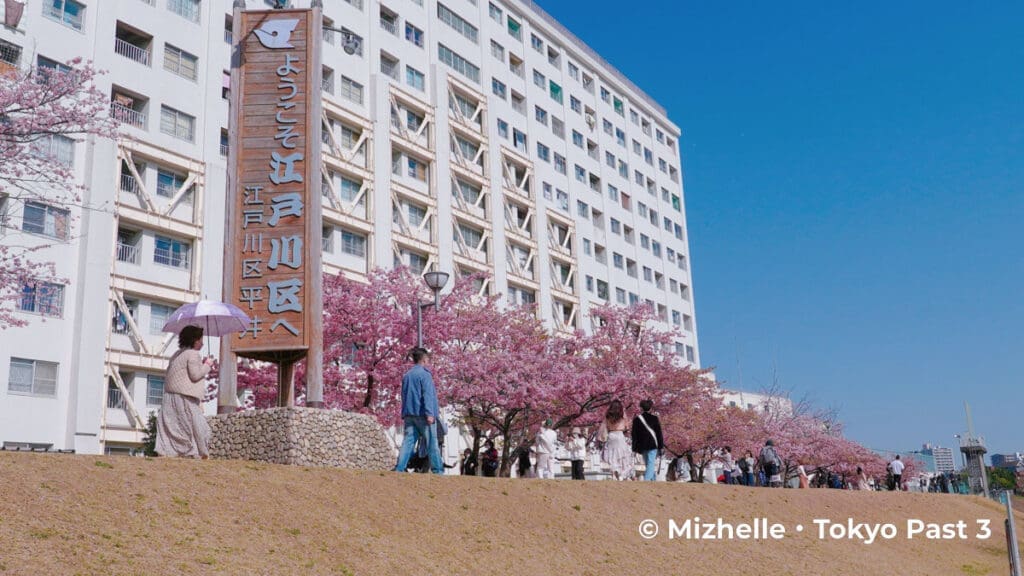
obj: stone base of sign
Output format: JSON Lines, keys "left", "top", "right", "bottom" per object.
{"left": 207, "top": 407, "right": 393, "bottom": 470}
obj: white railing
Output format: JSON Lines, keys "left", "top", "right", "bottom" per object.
{"left": 154, "top": 247, "right": 191, "bottom": 269}
{"left": 107, "top": 386, "right": 127, "bottom": 409}
{"left": 220, "top": 143, "right": 229, "bottom": 156}
{"left": 116, "top": 243, "right": 140, "bottom": 264}
{"left": 111, "top": 102, "right": 146, "bottom": 129}
{"left": 115, "top": 38, "right": 151, "bottom": 66}
{"left": 120, "top": 173, "right": 139, "bottom": 193}
{"left": 380, "top": 18, "right": 398, "bottom": 36}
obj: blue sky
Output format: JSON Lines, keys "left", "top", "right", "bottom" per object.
{"left": 536, "top": 1, "right": 1024, "bottom": 456}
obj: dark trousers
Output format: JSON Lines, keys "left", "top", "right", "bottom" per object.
{"left": 571, "top": 459, "right": 585, "bottom": 480}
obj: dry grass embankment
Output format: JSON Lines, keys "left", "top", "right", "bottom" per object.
{"left": 0, "top": 452, "right": 1021, "bottom": 575}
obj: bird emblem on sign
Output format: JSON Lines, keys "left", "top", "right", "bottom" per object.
{"left": 254, "top": 18, "right": 300, "bottom": 49}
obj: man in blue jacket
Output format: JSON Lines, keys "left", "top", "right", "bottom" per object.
{"left": 394, "top": 347, "right": 444, "bottom": 474}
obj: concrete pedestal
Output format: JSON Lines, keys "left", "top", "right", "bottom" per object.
{"left": 207, "top": 407, "right": 393, "bottom": 470}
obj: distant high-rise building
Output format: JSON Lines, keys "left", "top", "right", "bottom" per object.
{"left": 921, "top": 444, "right": 955, "bottom": 474}
{"left": 991, "top": 453, "right": 1023, "bottom": 470}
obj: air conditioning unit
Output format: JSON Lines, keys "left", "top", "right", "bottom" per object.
{"left": 585, "top": 113, "right": 595, "bottom": 128}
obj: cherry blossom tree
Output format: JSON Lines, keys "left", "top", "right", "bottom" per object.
{"left": 548, "top": 303, "right": 705, "bottom": 431}
{"left": 661, "top": 393, "right": 763, "bottom": 481}
{"left": 320, "top": 268, "right": 427, "bottom": 420}
{"left": 0, "top": 58, "right": 115, "bottom": 328}
{"left": 431, "top": 284, "right": 552, "bottom": 476}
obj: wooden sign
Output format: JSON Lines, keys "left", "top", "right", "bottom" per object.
{"left": 223, "top": 8, "right": 323, "bottom": 365}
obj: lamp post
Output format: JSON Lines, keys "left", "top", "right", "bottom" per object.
{"left": 415, "top": 270, "right": 450, "bottom": 348}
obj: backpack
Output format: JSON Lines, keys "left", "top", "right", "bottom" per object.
{"left": 760, "top": 446, "right": 779, "bottom": 475}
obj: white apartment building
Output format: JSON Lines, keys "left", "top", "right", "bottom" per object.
{"left": 0, "top": 0, "right": 699, "bottom": 454}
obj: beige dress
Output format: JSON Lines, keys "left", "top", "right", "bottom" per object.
{"left": 155, "top": 348, "right": 212, "bottom": 458}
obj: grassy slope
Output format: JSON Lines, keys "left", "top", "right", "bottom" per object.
{"left": 0, "top": 453, "right": 1021, "bottom": 576}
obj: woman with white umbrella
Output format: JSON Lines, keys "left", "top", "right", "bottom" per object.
{"left": 155, "top": 325, "right": 214, "bottom": 458}
{"left": 156, "top": 300, "right": 249, "bottom": 458}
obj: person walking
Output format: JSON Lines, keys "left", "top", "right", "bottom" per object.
{"left": 739, "top": 450, "right": 756, "bottom": 486}
{"left": 759, "top": 439, "right": 783, "bottom": 488}
{"left": 600, "top": 400, "right": 633, "bottom": 481}
{"left": 631, "top": 399, "right": 664, "bottom": 481}
{"left": 889, "top": 455, "right": 905, "bottom": 491}
{"left": 535, "top": 419, "right": 558, "bottom": 479}
{"left": 568, "top": 427, "right": 587, "bottom": 480}
{"left": 720, "top": 447, "right": 737, "bottom": 485}
{"left": 481, "top": 440, "right": 500, "bottom": 477}
{"left": 393, "top": 348, "right": 443, "bottom": 475}
{"left": 514, "top": 441, "right": 533, "bottom": 479}
{"left": 460, "top": 448, "right": 478, "bottom": 476}
{"left": 156, "top": 326, "right": 214, "bottom": 458}
{"left": 797, "top": 462, "right": 810, "bottom": 489}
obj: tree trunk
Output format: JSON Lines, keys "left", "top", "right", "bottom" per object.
{"left": 470, "top": 426, "right": 482, "bottom": 476}
{"left": 363, "top": 373, "right": 375, "bottom": 408}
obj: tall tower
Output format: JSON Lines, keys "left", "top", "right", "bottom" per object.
{"left": 959, "top": 402, "right": 989, "bottom": 497}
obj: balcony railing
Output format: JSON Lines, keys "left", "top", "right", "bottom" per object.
{"left": 114, "top": 38, "right": 152, "bottom": 66}
{"left": 111, "top": 102, "right": 147, "bottom": 129}
{"left": 223, "top": 29, "right": 233, "bottom": 44}
{"left": 119, "top": 173, "right": 140, "bottom": 194}
{"left": 379, "top": 18, "right": 398, "bottom": 36}
{"left": 219, "top": 143, "right": 229, "bottom": 156}
{"left": 107, "top": 386, "right": 127, "bottom": 410}
{"left": 154, "top": 248, "right": 191, "bottom": 269}
{"left": 116, "top": 242, "right": 140, "bottom": 264}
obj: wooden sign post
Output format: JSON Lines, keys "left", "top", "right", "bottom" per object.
{"left": 219, "top": 3, "right": 324, "bottom": 412}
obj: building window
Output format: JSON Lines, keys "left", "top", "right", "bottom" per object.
{"left": 549, "top": 81, "right": 562, "bottom": 104}
{"left": 572, "top": 130, "right": 583, "bottom": 147}
{"left": 156, "top": 168, "right": 188, "bottom": 198}
{"left": 8, "top": 358, "right": 58, "bottom": 397}
{"left": 149, "top": 303, "right": 175, "bottom": 334}
{"left": 154, "top": 235, "right": 191, "bottom": 269}
{"left": 437, "top": 3, "right": 478, "bottom": 43}
{"left": 532, "top": 69, "right": 545, "bottom": 88}
{"left": 570, "top": 96, "right": 581, "bottom": 113}
{"left": 615, "top": 288, "right": 626, "bottom": 304}
{"left": 496, "top": 118, "right": 509, "bottom": 139}
{"left": 405, "top": 23, "right": 424, "bottom": 47}
{"left": 159, "top": 106, "right": 195, "bottom": 142}
{"left": 553, "top": 153, "right": 566, "bottom": 174}
{"left": 490, "top": 40, "right": 504, "bottom": 62}
{"left": 488, "top": 2, "right": 502, "bottom": 23}
{"left": 438, "top": 44, "right": 479, "bottom": 83}
{"left": 613, "top": 253, "right": 623, "bottom": 269}
{"left": 406, "top": 66, "right": 425, "bottom": 91}
{"left": 491, "top": 78, "right": 506, "bottom": 100}
{"left": 167, "top": 0, "right": 200, "bottom": 23}
{"left": 534, "top": 106, "right": 548, "bottom": 125}
{"left": 43, "top": 0, "right": 84, "bottom": 30}
{"left": 18, "top": 283, "right": 64, "bottom": 318}
{"left": 341, "top": 230, "right": 367, "bottom": 257}
{"left": 536, "top": 142, "right": 549, "bottom": 162}
{"left": 163, "top": 44, "right": 198, "bottom": 81}
{"left": 22, "top": 202, "right": 69, "bottom": 240}
{"left": 0, "top": 40, "right": 22, "bottom": 68}
{"left": 341, "top": 76, "right": 364, "bottom": 104}
{"left": 507, "top": 16, "right": 521, "bottom": 40}
{"left": 147, "top": 375, "right": 165, "bottom": 406}
{"left": 32, "top": 134, "right": 74, "bottom": 168}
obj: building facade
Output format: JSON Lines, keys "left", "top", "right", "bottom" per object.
{"left": 920, "top": 444, "right": 956, "bottom": 474}
{"left": 0, "top": 0, "right": 699, "bottom": 454}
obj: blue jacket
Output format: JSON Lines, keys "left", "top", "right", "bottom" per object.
{"left": 401, "top": 364, "right": 439, "bottom": 419}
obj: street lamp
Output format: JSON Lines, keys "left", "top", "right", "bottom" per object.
{"left": 415, "top": 270, "right": 449, "bottom": 348}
